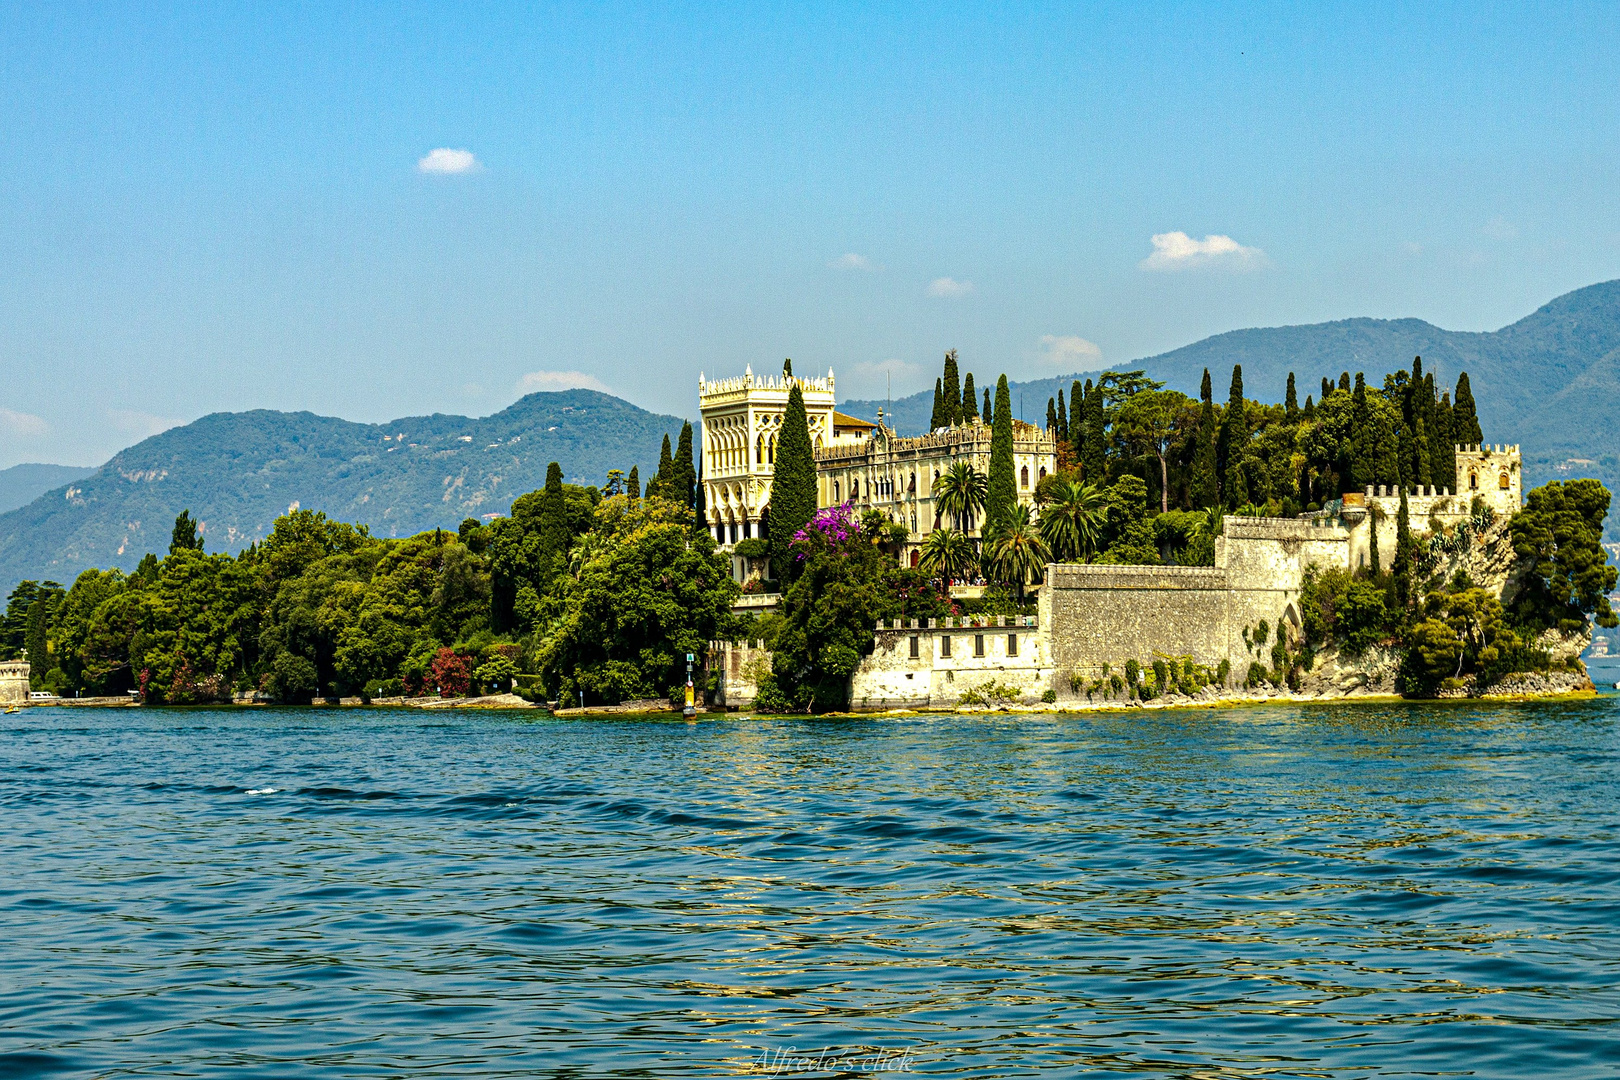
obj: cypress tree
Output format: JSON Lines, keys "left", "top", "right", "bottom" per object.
{"left": 1303, "top": 394, "right": 1315, "bottom": 420}
{"left": 1372, "top": 405, "right": 1400, "bottom": 487}
{"left": 930, "top": 378, "right": 945, "bottom": 431}
{"left": 1190, "top": 369, "right": 1218, "bottom": 508}
{"left": 770, "top": 383, "right": 818, "bottom": 583}
{"left": 1070, "top": 380, "right": 1085, "bottom": 460}
{"left": 1435, "top": 391, "right": 1456, "bottom": 491}
{"left": 650, "top": 433, "right": 673, "bottom": 497}
{"left": 942, "top": 350, "right": 962, "bottom": 425}
{"left": 1054, "top": 389, "right": 1067, "bottom": 441}
{"left": 1414, "top": 413, "right": 1432, "bottom": 487}
{"left": 1350, "top": 373, "right": 1372, "bottom": 490}
{"left": 627, "top": 466, "right": 640, "bottom": 500}
{"left": 1454, "top": 372, "right": 1483, "bottom": 445}
{"left": 1046, "top": 397, "right": 1058, "bottom": 433}
{"left": 983, "top": 388, "right": 993, "bottom": 426}
{"left": 673, "top": 420, "right": 696, "bottom": 509}
{"left": 1338, "top": 371, "right": 1351, "bottom": 393}
{"left": 694, "top": 450, "right": 706, "bottom": 523}
{"left": 1285, "top": 372, "right": 1298, "bottom": 420}
{"left": 1421, "top": 373, "right": 1440, "bottom": 482}
{"left": 1218, "top": 366, "right": 1248, "bottom": 509}
{"left": 1393, "top": 485, "right": 1413, "bottom": 608}
{"left": 539, "top": 462, "right": 569, "bottom": 580}
{"left": 1083, "top": 379, "right": 1105, "bottom": 483}
{"left": 1321, "top": 376, "right": 1333, "bottom": 400}
{"left": 24, "top": 588, "right": 52, "bottom": 688}
{"left": 961, "top": 372, "right": 978, "bottom": 422}
{"left": 986, "top": 375, "right": 1017, "bottom": 534}
{"left": 1396, "top": 423, "right": 1412, "bottom": 489}
{"left": 1369, "top": 505, "right": 1381, "bottom": 575}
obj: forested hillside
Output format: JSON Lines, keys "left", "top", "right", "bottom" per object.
{"left": 0, "top": 391, "right": 685, "bottom": 592}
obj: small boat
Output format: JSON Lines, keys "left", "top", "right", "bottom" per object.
{"left": 4, "top": 705, "right": 18, "bottom": 714}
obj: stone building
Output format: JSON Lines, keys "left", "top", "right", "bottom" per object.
{"left": 712, "top": 444, "right": 1527, "bottom": 710}
{"left": 815, "top": 418, "right": 1058, "bottom": 566}
{"left": 698, "top": 366, "right": 874, "bottom": 554}
{"left": 0, "top": 657, "right": 30, "bottom": 705}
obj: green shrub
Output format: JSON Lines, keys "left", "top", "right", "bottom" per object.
{"left": 1152, "top": 658, "right": 1169, "bottom": 689}
{"left": 959, "top": 680, "right": 1024, "bottom": 708}
{"left": 1041, "top": 688, "right": 1057, "bottom": 704}
{"left": 1124, "top": 659, "right": 1140, "bottom": 687}
{"left": 1217, "top": 659, "right": 1230, "bottom": 686}
{"left": 1246, "top": 661, "right": 1268, "bottom": 689}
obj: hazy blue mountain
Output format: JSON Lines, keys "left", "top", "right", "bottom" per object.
{"left": 0, "top": 463, "right": 97, "bottom": 515}
{"left": 0, "top": 391, "right": 685, "bottom": 591}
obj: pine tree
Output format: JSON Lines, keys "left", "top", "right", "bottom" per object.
{"left": 1192, "top": 370, "right": 1219, "bottom": 508}
{"left": 24, "top": 587, "right": 53, "bottom": 688}
{"left": 673, "top": 420, "right": 696, "bottom": 509}
{"left": 1054, "top": 389, "right": 1067, "bottom": 441}
{"left": 1350, "top": 373, "right": 1372, "bottom": 490}
{"left": 169, "top": 510, "right": 203, "bottom": 555}
{"left": 930, "top": 378, "right": 945, "bottom": 431}
{"left": 770, "top": 383, "right": 818, "bottom": 583}
{"left": 627, "top": 465, "right": 640, "bottom": 500}
{"left": 1393, "top": 485, "right": 1413, "bottom": 608}
{"left": 1454, "top": 372, "right": 1483, "bottom": 445}
{"left": 986, "top": 375, "right": 1017, "bottom": 534}
{"left": 1217, "top": 366, "right": 1248, "bottom": 509}
{"left": 961, "top": 373, "right": 978, "bottom": 422}
{"left": 1083, "top": 380, "right": 1105, "bottom": 483}
{"left": 983, "top": 388, "right": 993, "bottom": 426}
{"left": 1046, "top": 397, "right": 1058, "bottom": 433}
{"left": 1338, "top": 372, "right": 1351, "bottom": 392}
{"left": 942, "top": 350, "right": 962, "bottom": 425}
{"left": 1285, "top": 372, "right": 1298, "bottom": 420}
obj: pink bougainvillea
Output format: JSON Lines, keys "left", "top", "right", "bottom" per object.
{"left": 791, "top": 501, "right": 862, "bottom": 559}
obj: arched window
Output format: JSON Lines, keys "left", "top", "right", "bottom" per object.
{"left": 1020, "top": 466, "right": 1029, "bottom": 488}
{"left": 1039, "top": 467, "right": 1048, "bottom": 481}
{"left": 1469, "top": 470, "right": 1479, "bottom": 490}
{"left": 908, "top": 472, "right": 916, "bottom": 493}
{"left": 833, "top": 480, "right": 840, "bottom": 502}
{"left": 1499, "top": 471, "right": 1510, "bottom": 489}
{"left": 767, "top": 436, "right": 775, "bottom": 464}
{"left": 756, "top": 434, "right": 765, "bottom": 465}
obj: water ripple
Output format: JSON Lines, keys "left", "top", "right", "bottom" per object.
{"left": 1, "top": 700, "right": 1619, "bottom": 1076}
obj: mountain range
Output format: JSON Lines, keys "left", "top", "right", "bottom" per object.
{"left": 0, "top": 391, "right": 684, "bottom": 590}
{"left": 4, "top": 278, "right": 1618, "bottom": 592}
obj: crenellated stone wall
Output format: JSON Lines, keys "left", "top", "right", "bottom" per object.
{"left": 0, "top": 658, "right": 29, "bottom": 705}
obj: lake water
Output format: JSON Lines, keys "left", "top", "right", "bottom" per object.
{"left": 3, "top": 700, "right": 1619, "bottom": 1078}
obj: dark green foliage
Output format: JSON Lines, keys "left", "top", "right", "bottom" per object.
{"left": 1434, "top": 392, "right": 1456, "bottom": 491}
{"left": 628, "top": 465, "right": 640, "bottom": 499}
{"left": 769, "top": 383, "right": 818, "bottom": 583}
{"left": 1083, "top": 380, "right": 1105, "bottom": 482}
{"left": 24, "top": 582, "right": 61, "bottom": 687}
{"left": 0, "top": 580, "right": 41, "bottom": 659}
{"left": 1285, "top": 373, "right": 1298, "bottom": 420}
{"left": 962, "top": 373, "right": 978, "bottom": 422}
{"left": 1046, "top": 397, "right": 1058, "bottom": 433}
{"left": 986, "top": 375, "right": 1016, "bottom": 533}
{"left": 1393, "top": 487, "right": 1412, "bottom": 608}
{"left": 1454, "top": 372, "right": 1482, "bottom": 444}
{"left": 1299, "top": 566, "right": 1395, "bottom": 654}
{"left": 1191, "top": 372, "right": 1218, "bottom": 508}
{"left": 941, "top": 350, "right": 962, "bottom": 426}
{"left": 1069, "top": 380, "right": 1085, "bottom": 459}
{"left": 1098, "top": 475, "right": 1158, "bottom": 564}
{"left": 931, "top": 378, "right": 945, "bottom": 431}
{"left": 649, "top": 433, "right": 673, "bottom": 497}
{"left": 1349, "top": 373, "right": 1372, "bottom": 490}
{"left": 1053, "top": 387, "right": 1065, "bottom": 440}
{"left": 170, "top": 510, "right": 204, "bottom": 555}
{"left": 672, "top": 421, "right": 696, "bottom": 510}
{"left": 768, "top": 507, "right": 949, "bottom": 711}
{"left": 1217, "top": 366, "right": 1249, "bottom": 509}
{"left": 1507, "top": 479, "right": 1618, "bottom": 632}
{"left": 983, "top": 387, "right": 993, "bottom": 427}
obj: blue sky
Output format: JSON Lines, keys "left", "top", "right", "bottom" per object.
{"left": 2, "top": 2, "right": 1618, "bottom": 467}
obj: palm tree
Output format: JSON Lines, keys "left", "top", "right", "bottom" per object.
{"left": 1038, "top": 478, "right": 1107, "bottom": 563}
{"left": 932, "top": 461, "right": 989, "bottom": 534}
{"left": 986, "top": 504, "right": 1052, "bottom": 604}
{"left": 918, "top": 527, "right": 976, "bottom": 585}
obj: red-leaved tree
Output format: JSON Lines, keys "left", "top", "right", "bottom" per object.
{"left": 428, "top": 648, "right": 473, "bottom": 698}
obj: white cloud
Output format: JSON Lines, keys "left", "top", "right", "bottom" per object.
{"left": 107, "top": 409, "right": 183, "bottom": 439}
{"left": 418, "top": 148, "right": 481, "bottom": 174}
{"left": 830, "top": 253, "right": 873, "bottom": 271}
{"left": 926, "top": 277, "right": 973, "bottom": 298}
{"left": 516, "top": 370, "right": 612, "bottom": 395}
{"left": 1140, "top": 231, "right": 1267, "bottom": 271}
{"left": 1038, "top": 334, "right": 1102, "bottom": 368}
{"left": 0, "top": 408, "right": 49, "bottom": 438}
